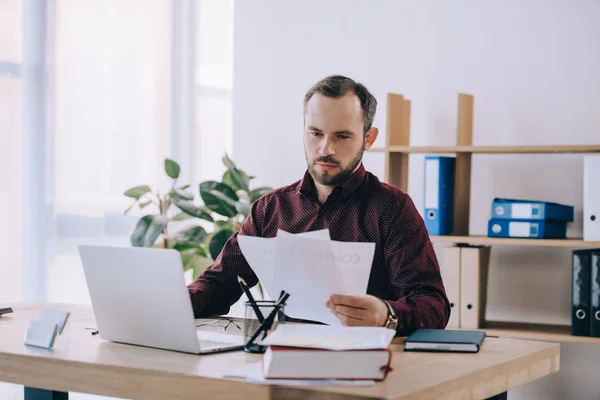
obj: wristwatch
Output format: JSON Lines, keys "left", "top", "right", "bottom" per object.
{"left": 381, "top": 300, "right": 398, "bottom": 330}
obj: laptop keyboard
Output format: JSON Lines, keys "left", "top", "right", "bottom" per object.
{"left": 198, "top": 339, "right": 241, "bottom": 350}
{"left": 196, "top": 331, "right": 245, "bottom": 348}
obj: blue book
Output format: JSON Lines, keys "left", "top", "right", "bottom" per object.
{"left": 404, "top": 329, "right": 486, "bottom": 353}
{"left": 487, "top": 219, "right": 567, "bottom": 239}
{"left": 491, "top": 198, "right": 574, "bottom": 222}
{"left": 424, "top": 156, "right": 456, "bottom": 236}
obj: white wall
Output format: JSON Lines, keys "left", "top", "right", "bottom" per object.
{"left": 233, "top": 1, "right": 600, "bottom": 399}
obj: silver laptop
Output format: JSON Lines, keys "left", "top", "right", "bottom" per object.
{"left": 78, "top": 244, "right": 244, "bottom": 354}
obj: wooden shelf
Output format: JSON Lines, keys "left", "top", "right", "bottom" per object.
{"left": 369, "top": 145, "right": 600, "bottom": 154}
{"left": 430, "top": 235, "right": 600, "bottom": 248}
{"left": 479, "top": 321, "right": 600, "bottom": 344}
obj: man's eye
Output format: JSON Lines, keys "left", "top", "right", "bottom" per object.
{"left": 311, "top": 131, "right": 321, "bottom": 136}
{"left": 338, "top": 135, "right": 350, "bottom": 140}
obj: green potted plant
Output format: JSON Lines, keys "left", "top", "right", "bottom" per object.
{"left": 122, "top": 154, "right": 272, "bottom": 281}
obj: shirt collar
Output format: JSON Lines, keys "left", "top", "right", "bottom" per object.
{"left": 299, "top": 162, "right": 367, "bottom": 201}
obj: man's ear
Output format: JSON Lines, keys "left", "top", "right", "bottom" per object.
{"left": 364, "top": 127, "right": 379, "bottom": 150}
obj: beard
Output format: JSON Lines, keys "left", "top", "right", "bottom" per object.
{"left": 306, "top": 145, "right": 365, "bottom": 186}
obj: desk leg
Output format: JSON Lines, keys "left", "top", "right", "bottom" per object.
{"left": 486, "top": 392, "right": 507, "bottom": 400}
{"left": 24, "top": 387, "right": 68, "bottom": 400}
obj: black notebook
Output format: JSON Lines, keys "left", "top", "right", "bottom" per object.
{"left": 404, "top": 329, "right": 486, "bottom": 353}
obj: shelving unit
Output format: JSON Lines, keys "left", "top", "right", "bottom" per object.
{"left": 376, "top": 92, "right": 600, "bottom": 344}
{"left": 370, "top": 145, "right": 600, "bottom": 154}
{"left": 478, "top": 322, "right": 600, "bottom": 344}
{"left": 430, "top": 235, "right": 600, "bottom": 248}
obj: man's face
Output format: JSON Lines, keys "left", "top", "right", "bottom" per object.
{"left": 303, "top": 93, "right": 377, "bottom": 186}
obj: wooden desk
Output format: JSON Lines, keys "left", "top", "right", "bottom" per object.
{"left": 0, "top": 303, "right": 560, "bottom": 400}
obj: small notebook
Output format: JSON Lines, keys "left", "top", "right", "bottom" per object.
{"left": 404, "top": 329, "right": 486, "bottom": 353}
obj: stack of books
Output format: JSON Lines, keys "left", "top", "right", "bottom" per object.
{"left": 258, "top": 324, "right": 395, "bottom": 381}
{"left": 487, "top": 198, "right": 574, "bottom": 239}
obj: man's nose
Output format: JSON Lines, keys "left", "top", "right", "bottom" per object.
{"left": 319, "top": 137, "right": 335, "bottom": 157}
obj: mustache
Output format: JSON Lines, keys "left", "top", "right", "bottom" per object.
{"left": 313, "top": 157, "right": 340, "bottom": 165}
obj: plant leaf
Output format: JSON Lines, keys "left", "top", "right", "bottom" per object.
{"left": 179, "top": 184, "right": 191, "bottom": 190}
{"left": 174, "top": 242, "right": 208, "bottom": 271}
{"left": 171, "top": 211, "right": 195, "bottom": 221}
{"left": 173, "top": 199, "right": 214, "bottom": 221}
{"left": 139, "top": 200, "right": 152, "bottom": 209}
{"left": 199, "top": 181, "right": 238, "bottom": 217}
{"left": 130, "top": 215, "right": 167, "bottom": 247}
{"left": 130, "top": 215, "right": 153, "bottom": 246}
{"left": 173, "top": 242, "right": 198, "bottom": 252}
{"left": 222, "top": 168, "right": 250, "bottom": 193}
{"left": 124, "top": 185, "right": 151, "bottom": 200}
{"left": 249, "top": 186, "right": 272, "bottom": 203}
{"left": 222, "top": 153, "right": 237, "bottom": 170}
{"left": 144, "top": 215, "right": 168, "bottom": 247}
{"left": 165, "top": 159, "right": 181, "bottom": 179}
{"left": 175, "top": 242, "right": 198, "bottom": 269}
{"left": 209, "top": 228, "right": 234, "bottom": 260}
{"left": 195, "top": 246, "right": 208, "bottom": 258}
{"left": 171, "top": 188, "right": 194, "bottom": 201}
{"left": 191, "top": 255, "right": 213, "bottom": 280}
{"left": 209, "top": 189, "right": 238, "bottom": 208}
{"left": 215, "top": 220, "right": 234, "bottom": 230}
{"left": 175, "top": 225, "right": 208, "bottom": 245}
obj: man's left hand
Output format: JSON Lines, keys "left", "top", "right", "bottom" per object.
{"left": 325, "top": 294, "right": 388, "bottom": 327}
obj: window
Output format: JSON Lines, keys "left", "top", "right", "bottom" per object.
{"left": 2, "top": 0, "right": 237, "bottom": 305}
{"left": 0, "top": 0, "right": 22, "bottom": 303}
{"left": 194, "top": 0, "right": 234, "bottom": 182}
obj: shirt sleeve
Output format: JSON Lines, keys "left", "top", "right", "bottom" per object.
{"left": 187, "top": 199, "right": 264, "bottom": 318}
{"left": 383, "top": 194, "right": 451, "bottom": 334}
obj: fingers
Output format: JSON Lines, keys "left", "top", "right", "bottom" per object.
{"left": 331, "top": 304, "right": 366, "bottom": 319}
{"left": 327, "top": 294, "right": 368, "bottom": 309}
{"left": 331, "top": 310, "right": 363, "bottom": 326}
{"left": 325, "top": 295, "right": 382, "bottom": 326}
{"left": 329, "top": 305, "right": 379, "bottom": 327}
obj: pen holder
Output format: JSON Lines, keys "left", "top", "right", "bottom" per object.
{"left": 243, "top": 300, "right": 286, "bottom": 354}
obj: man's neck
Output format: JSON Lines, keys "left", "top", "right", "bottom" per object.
{"left": 314, "top": 182, "right": 336, "bottom": 204}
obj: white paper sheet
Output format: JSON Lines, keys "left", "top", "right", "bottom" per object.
{"left": 259, "top": 324, "right": 395, "bottom": 351}
{"left": 274, "top": 231, "right": 375, "bottom": 325}
{"left": 237, "top": 229, "right": 330, "bottom": 300}
{"left": 223, "top": 362, "right": 375, "bottom": 386}
{"left": 238, "top": 229, "right": 375, "bottom": 326}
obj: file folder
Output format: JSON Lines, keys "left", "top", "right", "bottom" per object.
{"left": 487, "top": 219, "right": 567, "bottom": 239}
{"left": 460, "top": 246, "right": 491, "bottom": 329}
{"left": 584, "top": 155, "right": 600, "bottom": 241}
{"left": 591, "top": 250, "right": 600, "bottom": 337}
{"left": 424, "top": 156, "right": 456, "bottom": 236}
{"left": 442, "top": 246, "right": 461, "bottom": 328}
{"left": 572, "top": 249, "right": 592, "bottom": 337}
{"left": 491, "top": 198, "right": 573, "bottom": 222}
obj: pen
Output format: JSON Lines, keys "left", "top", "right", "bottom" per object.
{"left": 0, "top": 307, "right": 13, "bottom": 315}
{"left": 245, "top": 291, "right": 290, "bottom": 347}
{"left": 237, "top": 276, "right": 265, "bottom": 322}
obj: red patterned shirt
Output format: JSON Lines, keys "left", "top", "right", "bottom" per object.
{"left": 188, "top": 163, "right": 450, "bottom": 334}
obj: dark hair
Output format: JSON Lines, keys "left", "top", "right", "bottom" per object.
{"left": 303, "top": 75, "right": 377, "bottom": 134}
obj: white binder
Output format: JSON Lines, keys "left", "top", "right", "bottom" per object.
{"left": 460, "top": 246, "right": 491, "bottom": 329}
{"left": 584, "top": 155, "right": 600, "bottom": 241}
{"left": 442, "top": 246, "right": 461, "bottom": 328}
